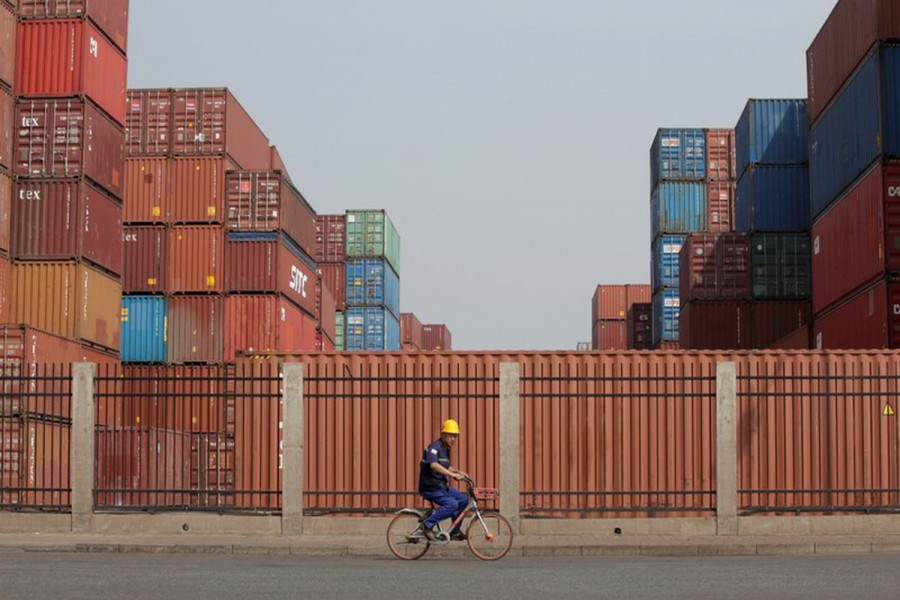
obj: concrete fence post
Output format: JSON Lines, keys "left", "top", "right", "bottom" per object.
{"left": 282, "top": 363, "right": 305, "bottom": 536}
{"left": 716, "top": 361, "right": 738, "bottom": 535}
{"left": 499, "top": 363, "right": 520, "bottom": 534}
{"left": 71, "top": 362, "right": 95, "bottom": 533}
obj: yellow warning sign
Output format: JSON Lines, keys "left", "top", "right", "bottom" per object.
{"left": 884, "top": 404, "right": 895, "bottom": 417}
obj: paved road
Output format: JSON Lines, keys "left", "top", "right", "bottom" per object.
{"left": 2, "top": 551, "right": 899, "bottom": 599}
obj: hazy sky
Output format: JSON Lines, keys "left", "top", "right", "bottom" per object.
{"left": 128, "top": 1, "right": 835, "bottom": 351}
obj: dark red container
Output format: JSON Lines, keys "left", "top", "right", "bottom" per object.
{"left": 626, "top": 302, "right": 652, "bottom": 350}
{"left": 679, "top": 233, "right": 750, "bottom": 301}
{"left": 749, "top": 301, "right": 812, "bottom": 349}
{"left": 166, "top": 295, "right": 224, "bottom": 364}
{"left": 15, "top": 19, "right": 127, "bottom": 125}
{"left": 317, "top": 276, "right": 337, "bottom": 345}
{"left": 0, "top": 2, "right": 14, "bottom": 89}
{"left": 814, "top": 279, "right": 900, "bottom": 349}
{"left": 401, "top": 312, "right": 423, "bottom": 349}
{"left": 680, "top": 300, "right": 750, "bottom": 350}
{"left": 225, "top": 171, "right": 317, "bottom": 259}
{"left": 168, "top": 225, "right": 223, "bottom": 293}
{"left": 123, "top": 157, "right": 168, "bottom": 223}
{"left": 224, "top": 234, "right": 318, "bottom": 318}
{"left": 0, "top": 253, "right": 8, "bottom": 323}
{"left": 707, "top": 181, "right": 735, "bottom": 233}
{"left": 811, "top": 162, "right": 900, "bottom": 314}
{"left": 125, "top": 89, "right": 171, "bottom": 157}
{"left": 592, "top": 320, "right": 627, "bottom": 351}
{"left": 15, "top": 98, "right": 124, "bottom": 199}
{"left": 268, "top": 145, "right": 292, "bottom": 181}
{"left": 317, "top": 262, "right": 345, "bottom": 311}
{"left": 11, "top": 178, "right": 123, "bottom": 275}
{"left": 315, "top": 215, "right": 346, "bottom": 263}
{"left": 0, "top": 169, "right": 10, "bottom": 252}
{"left": 768, "top": 325, "right": 811, "bottom": 350}
{"left": 706, "top": 129, "right": 735, "bottom": 181}
{"left": 171, "top": 88, "right": 270, "bottom": 170}
{"left": 806, "top": 0, "right": 900, "bottom": 125}
{"left": 422, "top": 324, "right": 452, "bottom": 351}
{"left": 122, "top": 225, "right": 166, "bottom": 293}
{"left": 17, "top": 0, "right": 129, "bottom": 54}
{"left": 224, "top": 295, "right": 317, "bottom": 361}
{"left": 0, "top": 85, "right": 12, "bottom": 171}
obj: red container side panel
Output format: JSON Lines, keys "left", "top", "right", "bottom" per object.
{"left": 166, "top": 295, "right": 224, "bottom": 364}
{"left": 814, "top": 279, "right": 900, "bottom": 349}
{"left": 422, "top": 324, "right": 452, "bottom": 351}
{"left": 123, "top": 157, "right": 168, "bottom": 223}
{"left": 767, "top": 325, "right": 811, "bottom": 349}
{"left": 122, "top": 225, "right": 166, "bottom": 293}
{"left": 680, "top": 233, "right": 750, "bottom": 301}
{"left": 0, "top": 170, "right": 10, "bottom": 252}
{"left": 17, "top": 0, "right": 129, "bottom": 54}
{"left": 706, "top": 181, "right": 735, "bottom": 233}
{"left": 706, "top": 129, "right": 735, "bottom": 181}
{"left": 0, "top": 253, "right": 8, "bottom": 323}
{"left": 592, "top": 284, "right": 627, "bottom": 322}
{"left": 0, "top": 85, "right": 13, "bottom": 171}
{"left": 169, "top": 156, "right": 235, "bottom": 224}
{"left": 749, "top": 301, "right": 812, "bottom": 350}
{"left": 626, "top": 303, "right": 652, "bottom": 350}
{"left": 168, "top": 225, "right": 223, "bottom": 293}
{"left": 400, "top": 312, "right": 423, "bottom": 349}
{"left": 224, "top": 295, "right": 317, "bottom": 361}
{"left": 592, "top": 320, "right": 627, "bottom": 351}
{"left": 0, "top": 2, "right": 15, "bottom": 89}
{"left": 268, "top": 145, "right": 293, "bottom": 182}
{"left": 624, "top": 284, "right": 651, "bottom": 308}
{"left": 318, "top": 262, "right": 345, "bottom": 311}
{"left": 680, "top": 300, "right": 751, "bottom": 350}
{"left": 125, "top": 89, "right": 171, "bottom": 157}
{"left": 317, "top": 277, "right": 337, "bottom": 345}
{"left": 315, "top": 215, "right": 346, "bottom": 263}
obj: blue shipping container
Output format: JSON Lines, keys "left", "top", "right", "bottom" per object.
{"left": 809, "top": 45, "right": 900, "bottom": 220}
{"left": 651, "top": 234, "right": 687, "bottom": 292}
{"left": 735, "top": 165, "right": 810, "bottom": 233}
{"left": 649, "top": 128, "right": 706, "bottom": 190}
{"left": 652, "top": 287, "right": 680, "bottom": 345}
{"left": 651, "top": 182, "right": 707, "bottom": 240}
{"left": 344, "top": 307, "right": 401, "bottom": 351}
{"left": 735, "top": 99, "right": 808, "bottom": 180}
{"left": 345, "top": 258, "right": 400, "bottom": 318}
{"left": 120, "top": 296, "right": 167, "bottom": 363}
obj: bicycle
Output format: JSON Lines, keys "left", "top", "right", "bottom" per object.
{"left": 386, "top": 477, "right": 514, "bottom": 561}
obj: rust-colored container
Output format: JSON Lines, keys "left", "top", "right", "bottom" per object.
{"left": 315, "top": 215, "right": 346, "bottom": 263}
{"left": 592, "top": 284, "right": 627, "bottom": 322}
{"left": 400, "top": 312, "right": 423, "bottom": 349}
{"left": 171, "top": 88, "right": 270, "bottom": 170}
{"left": 626, "top": 302, "right": 652, "bottom": 350}
{"left": 625, "top": 284, "right": 651, "bottom": 308}
{"left": 806, "top": 0, "right": 900, "bottom": 125}
{"left": 123, "top": 157, "right": 168, "bottom": 223}
{"left": 125, "top": 89, "right": 171, "bottom": 157}
{"left": 268, "top": 145, "right": 292, "bottom": 180}
{"left": 17, "top": 0, "right": 129, "bottom": 54}
{"left": 0, "top": 85, "right": 13, "bottom": 171}
{"left": 0, "top": 253, "right": 7, "bottom": 323}
{"left": 0, "top": 325, "right": 80, "bottom": 418}
{"left": 592, "top": 320, "right": 627, "bottom": 350}
{"left": 317, "top": 277, "right": 337, "bottom": 345}
{"left": 122, "top": 224, "right": 166, "bottom": 293}
{"left": 706, "top": 181, "right": 735, "bottom": 233}
{"left": 317, "top": 333, "right": 335, "bottom": 351}
{"left": 0, "top": 2, "right": 15, "bottom": 89}
{"left": 169, "top": 156, "right": 235, "bottom": 224}
{"left": 168, "top": 225, "right": 223, "bottom": 293}
{"left": 749, "top": 301, "right": 812, "bottom": 350}
{"left": 166, "top": 295, "right": 223, "bottom": 364}
{"left": 11, "top": 178, "right": 123, "bottom": 275}
{"left": 814, "top": 279, "right": 900, "bottom": 349}
{"left": 78, "top": 343, "right": 118, "bottom": 366}
{"left": 15, "top": 19, "right": 127, "bottom": 125}
{"left": 422, "top": 324, "right": 452, "bottom": 351}
{"left": 680, "top": 300, "right": 751, "bottom": 350}
{"left": 9, "top": 261, "right": 121, "bottom": 351}
{"left": 224, "top": 295, "right": 318, "bottom": 361}
{"left": 0, "top": 169, "right": 10, "bottom": 251}
{"left": 225, "top": 170, "right": 317, "bottom": 259}
{"left": 317, "top": 262, "right": 345, "bottom": 311}
{"left": 706, "top": 128, "right": 735, "bottom": 181}
{"left": 679, "top": 233, "right": 750, "bottom": 301}
{"left": 767, "top": 325, "right": 811, "bottom": 349}
{"left": 15, "top": 98, "right": 124, "bottom": 199}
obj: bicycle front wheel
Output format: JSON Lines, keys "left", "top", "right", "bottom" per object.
{"left": 466, "top": 511, "right": 513, "bottom": 561}
{"left": 387, "top": 513, "right": 430, "bottom": 560}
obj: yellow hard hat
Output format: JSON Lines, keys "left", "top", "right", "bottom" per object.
{"left": 441, "top": 419, "right": 460, "bottom": 435}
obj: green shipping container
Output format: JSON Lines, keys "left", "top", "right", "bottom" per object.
{"left": 335, "top": 311, "right": 345, "bottom": 351}
{"left": 345, "top": 210, "right": 401, "bottom": 275}
{"left": 750, "top": 233, "right": 811, "bottom": 299}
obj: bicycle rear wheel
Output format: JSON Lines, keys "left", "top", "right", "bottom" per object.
{"left": 466, "top": 511, "right": 513, "bottom": 560}
{"left": 387, "top": 513, "right": 430, "bottom": 560}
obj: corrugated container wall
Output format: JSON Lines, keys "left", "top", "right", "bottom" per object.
{"left": 0, "top": 253, "right": 7, "bottom": 323}
{"left": 400, "top": 312, "right": 423, "bottom": 349}
{"left": 814, "top": 280, "right": 900, "bottom": 349}
{"left": 0, "top": 84, "right": 12, "bottom": 171}
{"left": 166, "top": 295, "right": 223, "bottom": 364}
{"left": 334, "top": 311, "right": 344, "bottom": 350}
{"left": 652, "top": 287, "right": 680, "bottom": 345}
{"left": 316, "top": 278, "right": 337, "bottom": 345}
{"left": 345, "top": 210, "right": 401, "bottom": 276}
{"left": 651, "top": 234, "right": 686, "bottom": 292}
{"left": 345, "top": 258, "right": 400, "bottom": 318}
{"left": 679, "top": 233, "right": 750, "bottom": 301}
{"left": 125, "top": 90, "right": 171, "bottom": 157}
{"left": 592, "top": 284, "right": 626, "bottom": 321}
{"left": 625, "top": 284, "right": 651, "bottom": 308}
{"left": 315, "top": 214, "right": 345, "bottom": 263}
{"left": 167, "top": 225, "right": 223, "bottom": 293}
{"left": 0, "top": 170, "right": 10, "bottom": 252}
{"left": 734, "top": 99, "right": 808, "bottom": 179}
{"left": 706, "top": 129, "right": 735, "bottom": 181}
{"left": 626, "top": 303, "right": 652, "bottom": 350}
{"left": 706, "top": 181, "right": 735, "bottom": 233}
{"left": 318, "top": 262, "right": 345, "bottom": 312}
{"left": 0, "top": 324, "right": 83, "bottom": 378}
{"left": 750, "top": 234, "right": 811, "bottom": 299}
{"left": 421, "top": 324, "right": 451, "bottom": 351}
{"left": 17, "top": 0, "right": 130, "bottom": 54}
{"left": 122, "top": 225, "right": 165, "bottom": 293}
{"left": 750, "top": 301, "right": 812, "bottom": 349}
{"left": 735, "top": 165, "right": 810, "bottom": 233}
{"left": 168, "top": 156, "right": 235, "bottom": 224}
{"left": 592, "top": 320, "right": 627, "bottom": 351}
{"left": 0, "top": 2, "right": 14, "bottom": 89}
{"left": 345, "top": 307, "right": 401, "bottom": 351}
{"left": 268, "top": 145, "right": 291, "bottom": 180}
{"left": 680, "top": 300, "right": 750, "bottom": 350}
{"left": 224, "top": 295, "right": 317, "bottom": 361}
{"left": 649, "top": 128, "right": 706, "bottom": 189}
{"left": 120, "top": 296, "right": 166, "bottom": 363}
{"left": 123, "top": 157, "right": 167, "bottom": 223}
{"left": 651, "top": 182, "right": 707, "bottom": 239}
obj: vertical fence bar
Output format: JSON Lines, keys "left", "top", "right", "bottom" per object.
{"left": 499, "top": 362, "right": 520, "bottom": 533}
{"left": 71, "top": 363, "right": 95, "bottom": 532}
{"left": 282, "top": 363, "right": 304, "bottom": 535}
{"left": 716, "top": 361, "right": 737, "bottom": 535}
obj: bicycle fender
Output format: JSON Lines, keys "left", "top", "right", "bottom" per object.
{"left": 395, "top": 508, "right": 427, "bottom": 519}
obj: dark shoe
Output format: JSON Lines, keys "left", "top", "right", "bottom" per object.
{"left": 449, "top": 530, "right": 467, "bottom": 541}
{"left": 418, "top": 523, "right": 437, "bottom": 542}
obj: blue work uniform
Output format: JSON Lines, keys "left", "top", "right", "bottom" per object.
{"left": 419, "top": 438, "right": 467, "bottom": 532}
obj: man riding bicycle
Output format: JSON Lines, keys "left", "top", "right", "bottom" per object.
{"left": 417, "top": 419, "right": 470, "bottom": 541}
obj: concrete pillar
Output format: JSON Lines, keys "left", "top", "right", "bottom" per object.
{"left": 499, "top": 363, "right": 520, "bottom": 533}
{"left": 716, "top": 361, "right": 738, "bottom": 535}
{"left": 71, "top": 363, "right": 95, "bottom": 533}
{"left": 282, "top": 363, "right": 304, "bottom": 535}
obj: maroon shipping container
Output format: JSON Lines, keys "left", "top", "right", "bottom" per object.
{"left": 814, "top": 279, "right": 900, "bottom": 349}
{"left": 707, "top": 181, "right": 735, "bottom": 233}
{"left": 225, "top": 171, "right": 317, "bottom": 259}
{"left": 0, "top": 85, "right": 12, "bottom": 171}
{"left": 125, "top": 89, "right": 171, "bottom": 157}
{"left": 0, "top": 325, "right": 82, "bottom": 416}
{"left": 422, "top": 324, "right": 452, "bottom": 351}
{"left": 168, "top": 225, "right": 223, "bottom": 293}
{"left": 317, "top": 262, "right": 345, "bottom": 311}
{"left": 0, "top": 2, "right": 14, "bottom": 89}
{"left": 224, "top": 235, "right": 317, "bottom": 318}
{"left": 78, "top": 342, "right": 119, "bottom": 367}
{"left": 15, "top": 98, "right": 124, "bottom": 199}
{"left": 15, "top": 19, "right": 127, "bottom": 125}
{"left": 679, "top": 233, "right": 750, "bottom": 301}
{"left": 706, "top": 129, "right": 735, "bottom": 181}
{"left": 317, "top": 275, "right": 337, "bottom": 345}
{"left": 592, "top": 320, "right": 627, "bottom": 351}
{"left": 768, "top": 325, "right": 811, "bottom": 350}
{"left": 0, "top": 169, "right": 10, "bottom": 252}
{"left": 268, "top": 145, "right": 292, "bottom": 181}
{"left": 806, "top": 0, "right": 900, "bottom": 125}
{"left": 749, "top": 301, "right": 812, "bottom": 350}
{"left": 0, "top": 253, "right": 7, "bottom": 323}
{"left": 224, "top": 295, "right": 318, "bottom": 362}
{"left": 401, "top": 312, "right": 423, "bottom": 349}
{"left": 17, "top": 0, "right": 129, "bottom": 54}
{"left": 592, "top": 285, "right": 626, "bottom": 322}
{"left": 811, "top": 162, "right": 900, "bottom": 314}
{"left": 626, "top": 302, "right": 652, "bottom": 350}
{"left": 166, "top": 295, "right": 224, "bottom": 364}
{"left": 315, "top": 215, "right": 346, "bottom": 263}
{"left": 169, "top": 156, "right": 236, "bottom": 224}
{"left": 317, "top": 333, "right": 335, "bottom": 351}
{"left": 680, "top": 300, "right": 750, "bottom": 350}
{"left": 122, "top": 225, "right": 166, "bottom": 293}
{"left": 123, "top": 157, "right": 168, "bottom": 223}
{"left": 171, "top": 88, "right": 270, "bottom": 170}
{"left": 11, "top": 178, "right": 123, "bottom": 275}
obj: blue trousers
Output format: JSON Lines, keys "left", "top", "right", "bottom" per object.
{"left": 421, "top": 487, "right": 468, "bottom": 531}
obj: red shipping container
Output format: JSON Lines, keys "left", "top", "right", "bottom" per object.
{"left": 592, "top": 320, "right": 627, "bottom": 351}
{"left": 317, "top": 262, "right": 345, "bottom": 311}
{"left": 592, "top": 284, "right": 627, "bottom": 322}
{"left": 624, "top": 284, "right": 651, "bottom": 310}
{"left": 268, "top": 145, "right": 293, "bottom": 181}
{"left": 78, "top": 343, "right": 119, "bottom": 367}
{"left": 317, "top": 333, "right": 335, "bottom": 351}
{"left": 679, "top": 233, "right": 750, "bottom": 301}
{"left": 707, "top": 181, "right": 735, "bottom": 233}
{"left": 0, "top": 253, "right": 8, "bottom": 323}
{"left": 317, "top": 276, "right": 337, "bottom": 345}
{"left": 680, "top": 300, "right": 750, "bottom": 350}
{"left": 814, "top": 279, "right": 900, "bottom": 349}
{"left": 125, "top": 89, "right": 171, "bottom": 157}
{"left": 224, "top": 234, "right": 317, "bottom": 317}
{"left": 626, "top": 302, "right": 652, "bottom": 350}
{"left": 15, "top": 19, "right": 127, "bottom": 125}
{"left": 167, "top": 295, "right": 224, "bottom": 364}
{"left": 749, "top": 301, "right": 812, "bottom": 350}
{"left": 169, "top": 156, "right": 235, "bottom": 224}
{"left": 422, "top": 324, "right": 452, "bottom": 351}
{"left": 401, "top": 312, "right": 423, "bottom": 349}
{"left": 225, "top": 171, "right": 317, "bottom": 259}
{"left": 17, "top": 0, "right": 129, "bottom": 54}
{"left": 811, "top": 162, "right": 900, "bottom": 314}
{"left": 0, "top": 2, "right": 14, "bottom": 89}
{"left": 315, "top": 215, "right": 346, "bottom": 263}
{"left": 0, "top": 85, "right": 12, "bottom": 171}
{"left": 806, "top": 0, "right": 900, "bottom": 125}
{"left": 224, "top": 295, "right": 317, "bottom": 361}
{"left": 15, "top": 98, "right": 124, "bottom": 199}
{"left": 11, "top": 178, "right": 123, "bottom": 275}
{"left": 168, "top": 225, "right": 223, "bottom": 293}
{"left": 171, "top": 88, "right": 270, "bottom": 170}
{"left": 0, "top": 169, "right": 10, "bottom": 252}
{"left": 122, "top": 224, "right": 166, "bottom": 293}
{"left": 768, "top": 325, "right": 811, "bottom": 350}
{"left": 706, "top": 129, "right": 735, "bottom": 181}
{"left": 123, "top": 157, "right": 168, "bottom": 223}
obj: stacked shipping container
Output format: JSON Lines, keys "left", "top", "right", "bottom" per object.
{"left": 315, "top": 214, "right": 346, "bottom": 349}
{"left": 591, "top": 284, "right": 650, "bottom": 350}
{"left": 420, "top": 323, "right": 452, "bottom": 351}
